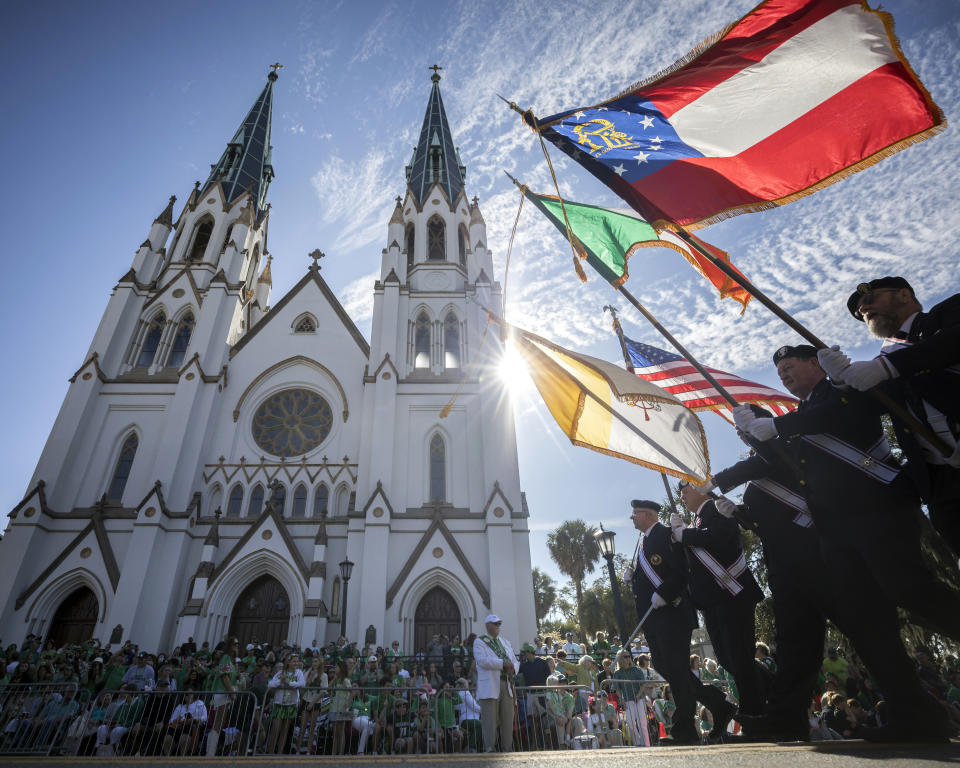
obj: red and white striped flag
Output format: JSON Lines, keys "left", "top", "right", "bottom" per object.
{"left": 624, "top": 337, "right": 797, "bottom": 423}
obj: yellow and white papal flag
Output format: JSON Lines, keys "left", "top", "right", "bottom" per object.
{"left": 511, "top": 325, "right": 710, "bottom": 484}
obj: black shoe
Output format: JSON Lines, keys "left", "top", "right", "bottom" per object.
{"left": 737, "top": 713, "right": 809, "bottom": 743}
{"left": 709, "top": 701, "right": 738, "bottom": 742}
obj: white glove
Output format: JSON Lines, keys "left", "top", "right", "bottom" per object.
{"left": 843, "top": 358, "right": 898, "bottom": 391}
{"left": 715, "top": 498, "right": 737, "bottom": 518}
{"left": 669, "top": 512, "right": 685, "bottom": 542}
{"left": 650, "top": 592, "right": 668, "bottom": 610}
{"left": 746, "top": 418, "right": 778, "bottom": 442}
{"left": 732, "top": 405, "right": 756, "bottom": 430}
{"left": 623, "top": 566, "right": 634, "bottom": 582}
{"left": 695, "top": 479, "right": 716, "bottom": 494}
{"left": 816, "top": 345, "right": 851, "bottom": 382}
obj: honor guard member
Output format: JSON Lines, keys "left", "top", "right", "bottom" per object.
{"left": 733, "top": 345, "right": 957, "bottom": 741}
{"left": 670, "top": 484, "right": 765, "bottom": 719}
{"left": 818, "top": 276, "right": 960, "bottom": 556}
{"left": 626, "top": 500, "right": 735, "bottom": 744}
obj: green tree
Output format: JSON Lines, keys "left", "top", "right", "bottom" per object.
{"left": 579, "top": 554, "right": 640, "bottom": 640}
{"left": 531, "top": 568, "right": 557, "bottom": 632}
{"left": 547, "top": 520, "right": 601, "bottom": 637}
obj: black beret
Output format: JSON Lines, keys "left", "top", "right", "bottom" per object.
{"left": 772, "top": 344, "right": 818, "bottom": 365}
{"left": 631, "top": 499, "right": 661, "bottom": 512}
{"left": 846, "top": 276, "right": 914, "bottom": 321}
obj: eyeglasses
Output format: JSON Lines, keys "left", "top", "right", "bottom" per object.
{"left": 856, "top": 288, "right": 900, "bottom": 312}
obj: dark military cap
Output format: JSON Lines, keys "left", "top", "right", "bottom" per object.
{"left": 846, "top": 276, "right": 914, "bottom": 321}
{"left": 631, "top": 499, "right": 661, "bottom": 512}
{"left": 772, "top": 344, "right": 818, "bottom": 365}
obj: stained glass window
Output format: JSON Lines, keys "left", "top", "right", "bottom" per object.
{"left": 406, "top": 224, "right": 415, "bottom": 270}
{"left": 444, "top": 313, "right": 460, "bottom": 369}
{"left": 294, "top": 316, "right": 315, "bottom": 333}
{"left": 458, "top": 225, "right": 467, "bottom": 267}
{"left": 108, "top": 433, "right": 138, "bottom": 501}
{"left": 314, "top": 485, "right": 329, "bottom": 517}
{"left": 166, "top": 314, "right": 194, "bottom": 368}
{"left": 427, "top": 217, "right": 445, "bottom": 261}
{"left": 248, "top": 485, "right": 265, "bottom": 517}
{"left": 227, "top": 484, "right": 244, "bottom": 517}
{"left": 137, "top": 314, "right": 165, "bottom": 368}
{"left": 414, "top": 312, "right": 431, "bottom": 369}
{"left": 252, "top": 389, "right": 333, "bottom": 457}
{"left": 429, "top": 433, "right": 445, "bottom": 503}
{"left": 292, "top": 484, "right": 307, "bottom": 517}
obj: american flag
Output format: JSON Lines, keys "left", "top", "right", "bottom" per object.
{"left": 624, "top": 337, "right": 798, "bottom": 423}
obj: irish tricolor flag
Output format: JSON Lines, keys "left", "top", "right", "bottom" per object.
{"left": 534, "top": 0, "right": 944, "bottom": 229}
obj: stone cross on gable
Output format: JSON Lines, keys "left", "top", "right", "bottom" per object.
{"left": 309, "top": 249, "right": 325, "bottom": 271}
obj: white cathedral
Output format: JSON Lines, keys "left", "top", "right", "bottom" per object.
{"left": 0, "top": 68, "right": 537, "bottom": 654}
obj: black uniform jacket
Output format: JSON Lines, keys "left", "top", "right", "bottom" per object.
{"left": 630, "top": 522, "right": 696, "bottom": 635}
{"left": 882, "top": 293, "right": 960, "bottom": 495}
{"left": 771, "top": 377, "right": 916, "bottom": 522}
{"left": 682, "top": 500, "right": 763, "bottom": 609}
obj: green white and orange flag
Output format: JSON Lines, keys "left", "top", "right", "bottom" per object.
{"left": 523, "top": 187, "right": 752, "bottom": 312}
{"left": 507, "top": 322, "right": 710, "bottom": 484}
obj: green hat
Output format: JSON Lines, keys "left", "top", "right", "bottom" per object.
{"left": 521, "top": 643, "right": 536, "bottom": 653}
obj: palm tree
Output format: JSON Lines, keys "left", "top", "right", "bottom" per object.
{"left": 531, "top": 568, "right": 557, "bottom": 631}
{"left": 546, "top": 520, "right": 600, "bottom": 639}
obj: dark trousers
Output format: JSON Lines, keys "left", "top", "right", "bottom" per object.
{"left": 700, "top": 596, "right": 763, "bottom": 716}
{"left": 928, "top": 463, "right": 960, "bottom": 557}
{"left": 642, "top": 606, "right": 727, "bottom": 740}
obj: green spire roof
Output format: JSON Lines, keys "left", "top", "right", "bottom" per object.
{"left": 202, "top": 70, "right": 277, "bottom": 217}
{"left": 405, "top": 68, "right": 465, "bottom": 207}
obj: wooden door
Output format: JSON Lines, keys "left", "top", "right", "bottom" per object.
{"left": 228, "top": 575, "right": 290, "bottom": 650}
{"left": 48, "top": 587, "right": 98, "bottom": 648}
{"left": 413, "top": 586, "right": 460, "bottom": 654}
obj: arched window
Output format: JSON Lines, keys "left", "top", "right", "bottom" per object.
{"left": 429, "top": 433, "right": 445, "bottom": 503}
{"left": 166, "top": 313, "right": 194, "bottom": 368}
{"left": 444, "top": 312, "right": 460, "bottom": 369}
{"left": 335, "top": 485, "right": 350, "bottom": 517}
{"left": 427, "top": 217, "right": 445, "bottom": 261}
{"left": 294, "top": 316, "right": 316, "bottom": 333}
{"left": 208, "top": 484, "right": 223, "bottom": 516}
{"left": 226, "top": 484, "right": 244, "bottom": 517}
{"left": 187, "top": 218, "right": 214, "bottom": 262}
{"left": 137, "top": 313, "right": 165, "bottom": 368}
{"left": 314, "top": 484, "right": 329, "bottom": 517}
{"left": 244, "top": 244, "right": 261, "bottom": 289}
{"left": 292, "top": 484, "right": 307, "bottom": 517}
{"left": 458, "top": 225, "right": 467, "bottom": 267}
{"left": 414, "top": 312, "right": 431, "bottom": 369}
{"left": 248, "top": 484, "right": 265, "bottom": 517}
{"left": 219, "top": 225, "right": 234, "bottom": 254}
{"left": 405, "top": 224, "right": 415, "bottom": 270}
{"left": 330, "top": 577, "right": 341, "bottom": 618}
{"left": 108, "top": 433, "right": 138, "bottom": 501}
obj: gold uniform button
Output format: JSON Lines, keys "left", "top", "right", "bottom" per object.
{"left": 862, "top": 457, "right": 874, "bottom": 468}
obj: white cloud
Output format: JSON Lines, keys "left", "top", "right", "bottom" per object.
{"left": 338, "top": 268, "right": 380, "bottom": 331}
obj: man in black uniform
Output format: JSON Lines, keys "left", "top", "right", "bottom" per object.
{"left": 817, "top": 276, "right": 960, "bottom": 556}
{"left": 670, "top": 484, "right": 765, "bottom": 719}
{"left": 734, "top": 345, "right": 957, "bottom": 740}
{"left": 626, "top": 500, "right": 735, "bottom": 744}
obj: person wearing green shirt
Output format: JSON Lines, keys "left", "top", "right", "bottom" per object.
{"left": 414, "top": 698, "right": 438, "bottom": 754}
{"left": 612, "top": 650, "right": 649, "bottom": 746}
{"left": 100, "top": 653, "right": 129, "bottom": 693}
{"left": 435, "top": 681, "right": 464, "bottom": 752}
{"left": 207, "top": 639, "right": 239, "bottom": 756}
{"left": 592, "top": 632, "right": 612, "bottom": 653}
{"left": 96, "top": 685, "right": 143, "bottom": 755}
{"left": 348, "top": 683, "right": 377, "bottom": 754}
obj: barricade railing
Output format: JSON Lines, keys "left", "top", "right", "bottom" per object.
{"left": 65, "top": 688, "right": 259, "bottom": 757}
{"left": 0, "top": 682, "right": 81, "bottom": 756}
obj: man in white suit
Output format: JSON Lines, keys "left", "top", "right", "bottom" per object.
{"left": 473, "top": 613, "right": 516, "bottom": 752}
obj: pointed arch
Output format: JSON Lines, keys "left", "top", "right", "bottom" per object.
{"left": 292, "top": 484, "right": 307, "bottom": 518}
{"left": 26, "top": 568, "right": 109, "bottom": 638}
{"left": 244, "top": 243, "right": 261, "bottom": 289}
{"left": 313, "top": 484, "right": 329, "bottom": 518}
{"left": 414, "top": 310, "right": 431, "bottom": 370}
{"left": 429, "top": 432, "right": 446, "bottom": 503}
{"left": 136, "top": 311, "right": 166, "bottom": 368}
{"left": 334, "top": 484, "right": 350, "bottom": 518}
{"left": 443, "top": 310, "right": 461, "bottom": 369}
{"left": 107, "top": 432, "right": 138, "bottom": 502}
{"left": 226, "top": 484, "right": 244, "bottom": 517}
{"left": 248, "top": 484, "right": 265, "bottom": 517}
{"left": 405, "top": 223, "right": 415, "bottom": 270}
{"left": 458, "top": 224, "right": 468, "bottom": 267}
{"left": 165, "top": 311, "right": 195, "bottom": 368}
{"left": 427, "top": 215, "right": 445, "bottom": 261}
{"left": 208, "top": 483, "right": 223, "bottom": 516}
{"left": 187, "top": 215, "right": 215, "bottom": 262}
{"left": 292, "top": 312, "right": 317, "bottom": 333}
{"left": 397, "top": 567, "right": 478, "bottom": 627}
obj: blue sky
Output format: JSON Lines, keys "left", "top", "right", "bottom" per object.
{"left": 2, "top": 0, "right": 959, "bottom": 591}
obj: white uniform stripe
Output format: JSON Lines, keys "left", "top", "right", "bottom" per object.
{"left": 669, "top": 6, "right": 897, "bottom": 157}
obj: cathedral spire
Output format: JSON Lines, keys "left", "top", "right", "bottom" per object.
{"left": 405, "top": 65, "right": 466, "bottom": 207}
{"left": 201, "top": 67, "right": 278, "bottom": 217}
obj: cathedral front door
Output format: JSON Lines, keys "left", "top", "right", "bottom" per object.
{"left": 228, "top": 575, "right": 290, "bottom": 650}
{"left": 413, "top": 586, "right": 461, "bottom": 655}
{"left": 48, "top": 586, "right": 98, "bottom": 648}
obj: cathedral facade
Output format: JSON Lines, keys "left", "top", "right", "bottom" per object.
{"left": 0, "top": 69, "right": 537, "bottom": 654}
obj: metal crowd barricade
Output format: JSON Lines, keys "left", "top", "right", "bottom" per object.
{"left": 0, "top": 682, "right": 81, "bottom": 756}
{"left": 64, "top": 688, "right": 259, "bottom": 757}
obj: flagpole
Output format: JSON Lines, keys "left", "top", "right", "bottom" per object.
{"left": 605, "top": 305, "right": 685, "bottom": 513}
{"left": 673, "top": 227, "right": 952, "bottom": 457}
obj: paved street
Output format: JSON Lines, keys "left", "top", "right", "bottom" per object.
{"left": 2, "top": 741, "right": 958, "bottom": 768}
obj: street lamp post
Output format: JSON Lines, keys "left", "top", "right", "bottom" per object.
{"left": 339, "top": 558, "right": 354, "bottom": 638}
{"left": 594, "top": 525, "right": 628, "bottom": 642}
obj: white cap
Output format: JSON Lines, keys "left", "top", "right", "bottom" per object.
{"left": 246, "top": 644, "right": 254, "bottom": 651}
{"left": 484, "top": 614, "right": 502, "bottom": 624}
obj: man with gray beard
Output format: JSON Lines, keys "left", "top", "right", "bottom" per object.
{"left": 817, "top": 276, "right": 960, "bottom": 556}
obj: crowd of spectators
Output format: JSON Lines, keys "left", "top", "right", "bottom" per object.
{"left": 1, "top": 630, "right": 957, "bottom": 755}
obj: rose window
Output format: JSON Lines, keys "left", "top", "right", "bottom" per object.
{"left": 252, "top": 389, "right": 333, "bottom": 457}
